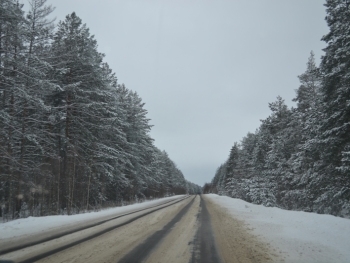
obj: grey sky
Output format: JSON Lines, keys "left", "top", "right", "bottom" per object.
{"left": 28, "top": 0, "right": 328, "bottom": 186}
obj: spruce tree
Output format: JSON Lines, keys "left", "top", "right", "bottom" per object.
{"left": 320, "top": 0, "right": 350, "bottom": 172}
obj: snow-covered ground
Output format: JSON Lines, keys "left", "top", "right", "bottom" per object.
{"left": 0, "top": 195, "right": 184, "bottom": 240}
{"left": 206, "top": 194, "right": 350, "bottom": 263}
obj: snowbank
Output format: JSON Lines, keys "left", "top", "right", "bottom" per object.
{"left": 206, "top": 194, "right": 350, "bottom": 263}
{"left": 0, "top": 195, "right": 184, "bottom": 240}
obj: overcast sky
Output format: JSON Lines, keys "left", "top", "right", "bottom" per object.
{"left": 25, "top": 0, "right": 329, "bottom": 186}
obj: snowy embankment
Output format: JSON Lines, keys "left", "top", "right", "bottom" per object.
{"left": 206, "top": 194, "right": 350, "bottom": 263}
{"left": 0, "top": 195, "right": 184, "bottom": 240}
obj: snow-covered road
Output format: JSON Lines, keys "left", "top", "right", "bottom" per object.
{"left": 1, "top": 194, "right": 349, "bottom": 263}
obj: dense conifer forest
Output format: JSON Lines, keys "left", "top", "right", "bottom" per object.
{"left": 205, "top": 0, "right": 350, "bottom": 217}
{"left": 0, "top": 0, "right": 200, "bottom": 221}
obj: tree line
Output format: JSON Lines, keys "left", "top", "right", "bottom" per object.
{"left": 0, "top": 0, "right": 200, "bottom": 221}
{"left": 205, "top": 0, "right": 350, "bottom": 217}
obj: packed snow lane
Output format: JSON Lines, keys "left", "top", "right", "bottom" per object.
{"left": 35, "top": 196, "right": 199, "bottom": 263}
{"left": 0, "top": 196, "right": 191, "bottom": 263}
{"left": 0, "top": 195, "right": 187, "bottom": 255}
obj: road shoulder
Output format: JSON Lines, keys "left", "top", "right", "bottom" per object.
{"left": 203, "top": 195, "right": 280, "bottom": 263}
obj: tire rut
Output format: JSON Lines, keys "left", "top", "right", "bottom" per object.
{"left": 190, "top": 195, "right": 222, "bottom": 263}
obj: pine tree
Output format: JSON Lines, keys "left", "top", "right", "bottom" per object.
{"left": 19, "top": 0, "right": 55, "bottom": 217}
{"left": 49, "top": 12, "right": 110, "bottom": 213}
{"left": 0, "top": 0, "right": 27, "bottom": 219}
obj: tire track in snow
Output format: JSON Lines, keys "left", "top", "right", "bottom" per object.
{"left": 190, "top": 195, "right": 222, "bottom": 263}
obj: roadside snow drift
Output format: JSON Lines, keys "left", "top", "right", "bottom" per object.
{"left": 206, "top": 194, "right": 350, "bottom": 263}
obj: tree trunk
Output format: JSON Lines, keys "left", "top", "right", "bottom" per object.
{"left": 86, "top": 170, "right": 91, "bottom": 211}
